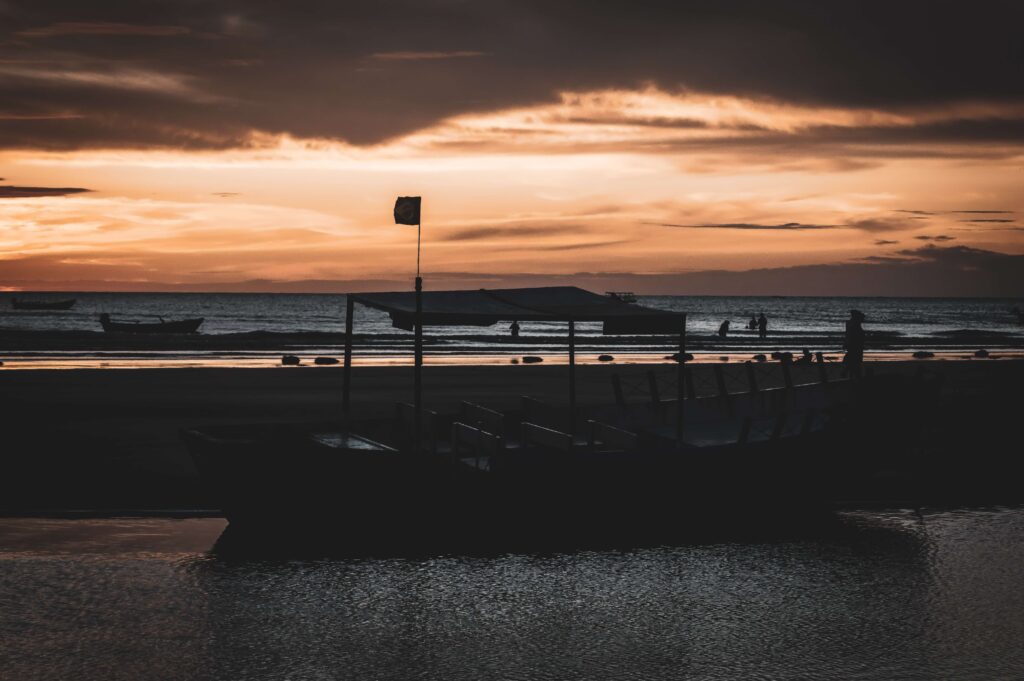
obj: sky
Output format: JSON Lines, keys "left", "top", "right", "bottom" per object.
{"left": 1, "top": 1, "right": 1023, "bottom": 295}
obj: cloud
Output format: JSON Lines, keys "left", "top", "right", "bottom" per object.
{"left": 0, "top": 184, "right": 89, "bottom": 198}
{"left": 440, "top": 224, "right": 581, "bottom": 241}
{"left": 914, "top": 235, "right": 955, "bottom": 242}
{"left": 961, "top": 219, "right": 1015, "bottom": 223}
{"left": 370, "top": 51, "right": 488, "bottom": 61}
{"left": 651, "top": 222, "right": 837, "bottom": 230}
{"left": 873, "top": 239, "right": 899, "bottom": 245}
{"left": 844, "top": 218, "right": 913, "bottom": 232}
{"left": 0, "top": 1, "right": 1022, "bottom": 150}
{"left": 18, "top": 22, "right": 191, "bottom": 38}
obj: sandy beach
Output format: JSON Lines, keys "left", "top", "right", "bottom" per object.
{"left": 0, "top": 359, "right": 1020, "bottom": 512}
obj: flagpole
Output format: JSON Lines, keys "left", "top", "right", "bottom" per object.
{"left": 414, "top": 217, "right": 423, "bottom": 455}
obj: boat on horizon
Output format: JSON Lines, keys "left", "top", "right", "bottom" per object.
{"left": 11, "top": 298, "right": 76, "bottom": 310}
{"left": 99, "top": 313, "right": 203, "bottom": 334}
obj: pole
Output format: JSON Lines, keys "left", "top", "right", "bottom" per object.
{"left": 676, "top": 313, "right": 686, "bottom": 448}
{"left": 342, "top": 295, "right": 354, "bottom": 418}
{"left": 413, "top": 219, "right": 423, "bottom": 454}
{"left": 568, "top": 319, "right": 576, "bottom": 435}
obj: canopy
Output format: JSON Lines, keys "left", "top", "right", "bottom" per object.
{"left": 349, "top": 286, "right": 681, "bottom": 335}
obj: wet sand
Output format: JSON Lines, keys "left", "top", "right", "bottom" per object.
{"left": 1, "top": 360, "right": 1020, "bottom": 512}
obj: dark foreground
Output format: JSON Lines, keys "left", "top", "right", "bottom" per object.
{"left": 2, "top": 510, "right": 1024, "bottom": 681}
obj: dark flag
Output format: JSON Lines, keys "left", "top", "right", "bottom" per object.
{"left": 394, "top": 196, "right": 421, "bottom": 225}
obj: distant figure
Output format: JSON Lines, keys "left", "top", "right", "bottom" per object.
{"left": 718, "top": 320, "right": 730, "bottom": 338}
{"left": 795, "top": 348, "right": 813, "bottom": 364}
{"left": 509, "top": 320, "right": 520, "bottom": 338}
{"left": 843, "top": 310, "right": 866, "bottom": 378}
{"left": 757, "top": 313, "right": 768, "bottom": 339}
{"left": 748, "top": 315, "right": 757, "bottom": 330}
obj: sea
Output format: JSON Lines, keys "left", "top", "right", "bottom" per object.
{"left": 2, "top": 292, "right": 1023, "bottom": 368}
{"left": 2, "top": 509, "right": 1023, "bottom": 680}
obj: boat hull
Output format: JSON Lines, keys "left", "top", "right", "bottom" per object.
{"left": 101, "top": 317, "right": 203, "bottom": 333}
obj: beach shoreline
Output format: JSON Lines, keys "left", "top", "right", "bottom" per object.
{"left": 2, "top": 359, "right": 1022, "bottom": 514}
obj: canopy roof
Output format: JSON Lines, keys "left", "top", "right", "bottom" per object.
{"left": 349, "top": 286, "right": 682, "bottom": 335}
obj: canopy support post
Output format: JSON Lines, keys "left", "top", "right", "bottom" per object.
{"left": 676, "top": 313, "right": 687, "bottom": 448}
{"left": 414, "top": 275, "right": 423, "bottom": 454}
{"left": 342, "top": 295, "right": 354, "bottom": 419}
{"left": 568, "top": 319, "right": 576, "bottom": 436}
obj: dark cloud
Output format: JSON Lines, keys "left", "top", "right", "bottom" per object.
{"left": 962, "top": 218, "right": 1015, "bottom": 223}
{"left": 844, "top": 218, "right": 911, "bottom": 232}
{"left": 0, "top": 0, "right": 1021, "bottom": 150}
{"left": 874, "top": 239, "right": 899, "bottom": 245}
{"left": 954, "top": 210, "right": 1014, "bottom": 214}
{"left": 439, "top": 224, "right": 582, "bottom": 241}
{"left": 652, "top": 222, "right": 837, "bottom": 230}
{"left": 0, "top": 184, "right": 89, "bottom": 197}
{"left": 914, "top": 235, "right": 955, "bottom": 242}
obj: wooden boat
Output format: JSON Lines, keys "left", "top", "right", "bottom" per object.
{"left": 11, "top": 297, "right": 76, "bottom": 310}
{"left": 99, "top": 313, "right": 203, "bottom": 334}
{"left": 180, "top": 286, "right": 942, "bottom": 548}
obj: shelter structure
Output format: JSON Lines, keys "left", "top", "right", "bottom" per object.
{"left": 342, "top": 286, "right": 687, "bottom": 443}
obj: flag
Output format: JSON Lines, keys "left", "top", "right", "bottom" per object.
{"left": 394, "top": 196, "right": 421, "bottom": 225}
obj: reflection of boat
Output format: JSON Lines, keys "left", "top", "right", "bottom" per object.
{"left": 11, "top": 298, "right": 76, "bottom": 310}
{"left": 99, "top": 313, "right": 203, "bottom": 334}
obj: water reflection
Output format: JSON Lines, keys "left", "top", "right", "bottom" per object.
{"left": 2, "top": 510, "right": 1023, "bottom": 680}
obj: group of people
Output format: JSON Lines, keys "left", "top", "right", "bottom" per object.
{"left": 719, "top": 313, "right": 768, "bottom": 339}
{"left": 717, "top": 310, "right": 867, "bottom": 377}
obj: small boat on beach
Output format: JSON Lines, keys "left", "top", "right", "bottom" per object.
{"left": 11, "top": 298, "right": 76, "bottom": 310}
{"left": 99, "top": 313, "right": 203, "bottom": 334}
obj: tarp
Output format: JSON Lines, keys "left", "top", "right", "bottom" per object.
{"left": 349, "top": 286, "right": 682, "bottom": 335}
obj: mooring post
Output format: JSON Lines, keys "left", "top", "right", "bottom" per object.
{"left": 676, "top": 314, "right": 687, "bottom": 448}
{"left": 568, "top": 319, "right": 576, "bottom": 435}
{"left": 342, "top": 295, "right": 354, "bottom": 418}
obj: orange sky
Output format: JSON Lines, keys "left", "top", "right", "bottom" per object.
{"left": 1, "top": 5, "right": 1022, "bottom": 294}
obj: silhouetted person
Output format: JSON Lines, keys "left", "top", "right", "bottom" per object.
{"left": 843, "top": 309, "right": 866, "bottom": 378}
{"left": 757, "top": 313, "right": 768, "bottom": 339}
{"left": 795, "top": 348, "right": 813, "bottom": 364}
{"left": 748, "top": 315, "right": 757, "bottom": 330}
{"left": 509, "top": 320, "right": 520, "bottom": 338}
{"left": 718, "top": 320, "right": 730, "bottom": 338}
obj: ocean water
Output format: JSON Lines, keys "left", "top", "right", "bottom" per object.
{"left": 2, "top": 292, "right": 1023, "bottom": 367}
{"left": 2, "top": 509, "right": 1023, "bottom": 680}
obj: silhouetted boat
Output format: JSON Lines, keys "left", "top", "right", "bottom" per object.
{"left": 11, "top": 298, "right": 76, "bottom": 310}
{"left": 99, "top": 313, "right": 203, "bottom": 334}
{"left": 181, "top": 286, "right": 945, "bottom": 548}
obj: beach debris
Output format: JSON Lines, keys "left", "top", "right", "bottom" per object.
{"left": 719, "top": 356, "right": 729, "bottom": 362}
{"left": 314, "top": 356, "right": 340, "bottom": 365}
{"left": 753, "top": 354, "right": 767, "bottom": 362}
{"left": 522, "top": 355, "right": 544, "bottom": 363}
{"left": 510, "top": 358, "right": 519, "bottom": 364}
{"left": 281, "top": 354, "right": 301, "bottom": 366}
{"left": 974, "top": 349, "right": 989, "bottom": 358}
{"left": 665, "top": 352, "right": 694, "bottom": 362}
{"left": 597, "top": 354, "right": 614, "bottom": 362}
{"left": 912, "top": 351, "right": 935, "bottom": 359}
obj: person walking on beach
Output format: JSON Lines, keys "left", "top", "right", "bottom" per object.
{"left": 718, "top": 320, "right": 730, "bottom": 338}
{"left": 843, "top": 309, "right": 866, "bottom": 378}
{"left": 509, "top": 320, "right": 520, "bottom": 338}
{"left": 757, "top": 313, "right": 768, "bottom": 339}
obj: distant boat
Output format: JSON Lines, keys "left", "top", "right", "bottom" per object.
{"left": 11, "top": 298, "right": 76, "bottom": 310}
{"left": 99, "top": 313, "right": 203, "bottom": 334}
{"left": 606, "top": 291, "right": 637, "bottom": 304}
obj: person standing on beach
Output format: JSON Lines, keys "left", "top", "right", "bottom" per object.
{"left": 509, "top": 320, "right": 520, "bottom": 338}
{"left": 748, "top": 315, "right": 757, "bottom": 330}
{"left": 757, "top": 313, "right": 768, "bottom": 339}
{"left": 718, "top": 320, "right": 730, "bottom": 338}
{"left": 843, "top": 310, "right": 866, "bottom": 378}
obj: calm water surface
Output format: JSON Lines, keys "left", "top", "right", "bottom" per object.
{"left": 2, "top": 510, "right": 1023, "bottom": 680}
